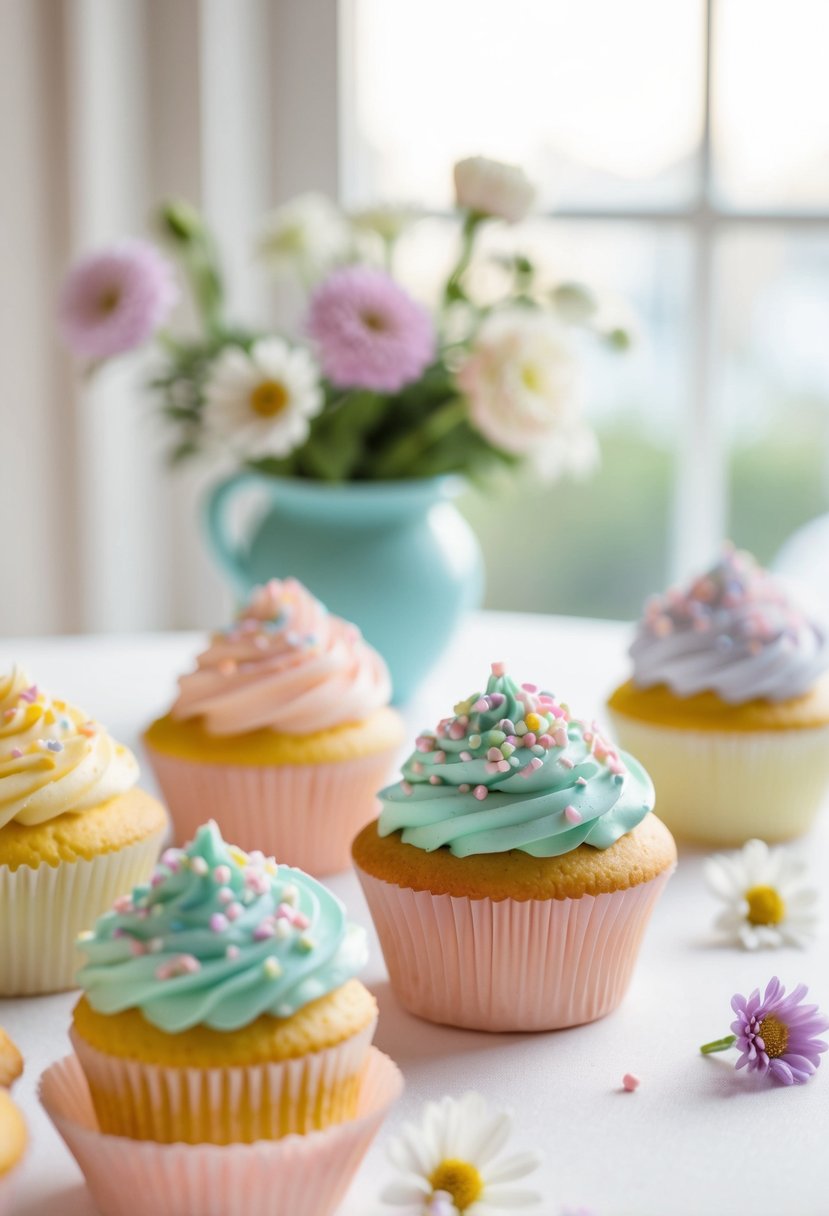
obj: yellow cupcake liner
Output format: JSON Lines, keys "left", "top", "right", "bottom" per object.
{"left": 40, "top": 1048, "right": 403, "bottom": 1216}
{"left": 608, "top": 711, "right": 829, "bottom": 845}
{"left": 145, "top": 745, "right": 398, "bottom": 876}
{"left": 0, "top": 832, "right": 165, "bottom": 996}
{"left": 70, "top": 1018, "right": 376, "bottom": 1145}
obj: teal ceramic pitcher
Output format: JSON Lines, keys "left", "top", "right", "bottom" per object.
{"left": 204, "top": 473, "right": 484, "bottom": 703}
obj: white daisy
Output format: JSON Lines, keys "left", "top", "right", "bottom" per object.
{"left": 203, "top": 338, "right": 322, "bottom": 460}
{"left": 705, "top": 838, "right": 819, "bottom": 950}
{"left": 256, "top": 192, "right": 350, "bottom": 281}
{"left": 381, "top": 1092, "right": 542, "bottom": 1215}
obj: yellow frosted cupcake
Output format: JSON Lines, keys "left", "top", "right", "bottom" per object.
{"left": 71, "top": 821, "right": 377, "bottom": 1145}
{"left": 144, "top": 578, "right": 404, "bottom": 875}
{"left": 0, "top": 668, "right": 167, "bottom": 995}
{"left": 0, "top": 1028, "right": 23, "bottom": 1090}
{"left": 0, "top": 1090, "right": 27, "bottom": 1212}
{"left": 353, "top": 663, "right": 676, "bottom": 1032}
{"left": 607, "top": 545, "right": 829, "bottom": 845}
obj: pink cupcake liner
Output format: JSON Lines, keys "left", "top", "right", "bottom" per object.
{"left": 69, "top": 1019, "right": 376, "bottom": 1144}
{"left": 356, "top": 867, "right": 673, "bottom": 1031}
{"left": 40, "top": 1049, "right": 403, "bottom": 1216}
{"left": 0, "top": 831, "right": 165, "bottom": 996}
{"left": 146, "top": 746, "right": 397, "bottom": 876}
{"left": 0, "top": 1170, "right": 20, "bottom": 1216}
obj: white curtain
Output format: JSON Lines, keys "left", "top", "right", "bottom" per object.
{"left": 0, "top": 0, "right": 340, "bottom": 637}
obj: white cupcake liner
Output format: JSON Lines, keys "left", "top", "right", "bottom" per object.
{"left": 608, "top": 711, "right": 829, "bottom": 845}
{"left": 70, "top": 1018, "right": 376, "bottom": 1144}
{"left": 146, "top": 745, "right": 398, "bottom": 876}
{"left": 40, "top": 1049, "right": 403, "bottom": 1216}
{"left": 0, "top": 832, "right": 165, "bottom": 996}
{"left": 356, "top": 866, "right": 672, "bottom": 1032}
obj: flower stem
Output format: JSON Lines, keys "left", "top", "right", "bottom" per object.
{"left": 371, "top": 397, "right": 467, "bottom": 478}
{"left": 443, "top": 212, "right": 484, "bottom": 307}
{"left": 699, "top": 1034, "right": 737, "bottom": 1055}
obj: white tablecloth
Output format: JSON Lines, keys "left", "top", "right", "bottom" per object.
{"left": 2, "top": 613, "right": 827, "bottom": 1216}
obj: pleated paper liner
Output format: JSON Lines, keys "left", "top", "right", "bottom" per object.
{"left": 69, "top": 1019, "right": 376, "bottom": 1144}
{"left": 146, "top": 745, "right": 397, "bottom": 876}
{"left": 0, "top": 1168, "right": 22, "bottom": 1216}
{"left": 356, "top": 867, "right": 673, "bottom": 1031}
{"left": 0, "top": 831, "right": 165, "bottom": 996}
{"left": 40, "top": 1049, "right": 403, "bottom": 1216}
{"left": 608, "top": 711, "right": 829, "bottom": 845}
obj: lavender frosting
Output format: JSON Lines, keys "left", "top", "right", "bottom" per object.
{"left": 630, "top": 546, "right": 829, "bottom": 704}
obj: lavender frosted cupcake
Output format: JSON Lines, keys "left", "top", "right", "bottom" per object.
{"left": 608, "top": 545, "right": 829, "bottom": 844}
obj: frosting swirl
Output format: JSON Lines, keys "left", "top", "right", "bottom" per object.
{"left": 378, "top": 664, "right": 653, "bottom": 857}
{"left": 630, "top": 545, "right": 829, "bottom": 704}
{"left": 171, "top": 578, "right": 392, "bottom": 735}
{"left": 0, "top": 667, "right": 138, "bottom": 829}
{"left": 76, "top": 821, "right": 367, "bottom": 1033}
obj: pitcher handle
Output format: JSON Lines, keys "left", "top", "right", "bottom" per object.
{"left": 202, "top": 471, "right": 269, "bottom": 595}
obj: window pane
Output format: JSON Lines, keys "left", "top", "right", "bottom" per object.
{"left": 721, "top": 231, "right": 829, "bottom": 559}
{"left": 713, "top": 0, "right": 829, "bottom": 209}
{"left": 455, "top": 222, "right": 692, "bottom": 619}
{"left": 344, "top": 0, "right": 705, "bottom": 212}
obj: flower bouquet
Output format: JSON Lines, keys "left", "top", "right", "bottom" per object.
{"left": 59, "top": 156, "right": 628, "bottom": 699}
{"left": 60, "top": 156, "right": 625, "bottom": 485}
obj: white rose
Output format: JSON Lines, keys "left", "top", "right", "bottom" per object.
{"left": 257, "top": 192, "right": 350, "bottom": 281}
{"left": 457, "top": 309, "right": 596, "bottom": 479}
{"left": 453, "top": 156, "right": 535, "bottom": 223}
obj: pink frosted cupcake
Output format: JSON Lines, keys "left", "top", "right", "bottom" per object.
{"left": 144, "top": 579, "right": 405, "bottom": 876}
{"left": 353, "top": 663, "right": 676, "bottom": 1032}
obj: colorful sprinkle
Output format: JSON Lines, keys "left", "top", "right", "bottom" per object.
{"left": 622, "top": 1073, "right": 641, "bottom": 1092}
{"left": 209, "top": 913, "right": 229, "bottom": 933}
{"left": 473, "top": 784, "right": 488, "bottom": 801}
{"left": 564, "top": 805, "right": 582, "bottom": 825}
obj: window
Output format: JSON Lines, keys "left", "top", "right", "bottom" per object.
{"left": 340, "top": 0, "right": 829, "bottom": 618}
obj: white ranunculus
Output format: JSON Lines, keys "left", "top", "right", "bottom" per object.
{"left": 453, "top": 156, "right": 535, "bottom": 223}
{"left": 457, "top": 309, "right": 595, "bottom": 479}
{"left": 203, "top": 337, "right": 323, "bottom": 459}
{"left": 257, "top": 192, "right": 350, "bottom": 281}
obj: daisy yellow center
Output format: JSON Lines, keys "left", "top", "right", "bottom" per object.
{"left": 429, "top": 1159, "right": 484, "bottom": 1211}
{"left": 758, "top": 1014, "right": 789, "bottom": 1059}
{"left": 250, "top": 380, "right": 289, "bottom": 418}
{"left": 745, "top": 885, "right": 786, "bottom": 926}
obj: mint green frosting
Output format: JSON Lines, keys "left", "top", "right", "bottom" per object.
{"left": 378, "top": 666, "right": 653, "bottom": 857}
{"left": 76, "top": 822, "right": 367, "bottom": 1033}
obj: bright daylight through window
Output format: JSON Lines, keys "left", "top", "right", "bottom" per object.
{"left": 342, "top": 0, "right": 829, "bottom": 619}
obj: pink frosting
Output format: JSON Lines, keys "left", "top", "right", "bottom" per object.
{"left": 171, "top": 579, "right": 392, "bottom": 736}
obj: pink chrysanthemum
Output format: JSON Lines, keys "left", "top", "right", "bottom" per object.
{"left": 306, "top": 266, "right": 436, "bottom": 393}
{"left": 59, "top": 239, "right": 178, "bottom": 360}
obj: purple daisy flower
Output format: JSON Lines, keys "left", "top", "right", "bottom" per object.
{"left": 59, "top": 239, "right": 178, "bottom": 361}
{"left": 306, "top": 265, "right": 436, "bottom": 393}
{"left": 730, "top": 976, "right": 829, "bottom": 1084}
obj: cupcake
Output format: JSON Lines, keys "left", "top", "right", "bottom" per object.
{"left": 607, "top": 545, "right": 829, "bottom": 845}
{"left": 0, "top": 667, "right": 167, "bottom": 995}
{"left": 0, "top": 1027, "right": 26, "bottom": 1215}
{"left": 71, "top": 820, "right": 378, "bottom": 1144}
{"left": 353, "top": 662, "right": 676, "bottom": 1032}
{"left": 144, "top": 578, "right": 405, "bottom": 875}
{"left": 0, "top": 1029, "right": 23, "bottom": 1089}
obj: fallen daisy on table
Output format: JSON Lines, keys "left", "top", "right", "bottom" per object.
{"left": 381, "top": 1091, "right": 542, "bottom": 1214}
{"left": 704, "top": 838, "right": 818, "bottom": 950}
{"left": 700, "top": 976, "right": 829, "bottom": 1085}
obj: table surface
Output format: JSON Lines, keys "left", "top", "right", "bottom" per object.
{"left": 2, "top": 612, "right": 828, "bottom": 1216}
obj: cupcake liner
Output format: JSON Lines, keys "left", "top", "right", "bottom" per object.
{"left": 0, "top": 832, "right": 165, "bottom": 996}
{"left": 146, "top": 745, "right": 397, "bottom": 876}
{"left": 0, "top": 1169, "right": 20, "bottom": 1216}
{"left": 356, "top": 866, "right": 672, "bottom": 1031}
{"left": 70, "top": 1018, "right": 376, "bottom": 1144}
{"left": 608, "top": 711, "right": 829, "bottom": 845}
{"left": 40, "top": 1048, "right": 403, "bottom": 1216}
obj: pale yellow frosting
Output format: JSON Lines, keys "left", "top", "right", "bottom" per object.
{"left": 0, "top": 667, "right": 138, "bottom": 830}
